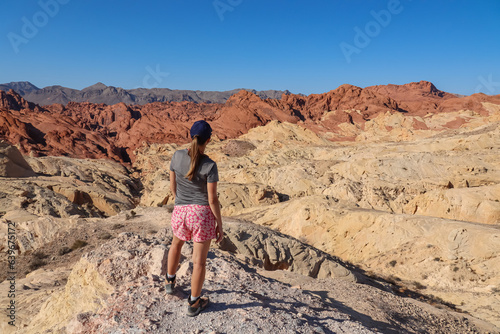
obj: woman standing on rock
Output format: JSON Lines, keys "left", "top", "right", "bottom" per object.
{"left": 166, "top": 120, "right": 223, "bottom": 317}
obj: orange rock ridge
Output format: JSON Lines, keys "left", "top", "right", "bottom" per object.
{"left": 1, "top": 81, "right": 499, "bottom": 163}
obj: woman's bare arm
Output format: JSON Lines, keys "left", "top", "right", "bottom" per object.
{"left": 207, "top": 181, "right": 223, "bottom": 243}
{"left": 170, "top": 170, "right": 177, "bottom": 200}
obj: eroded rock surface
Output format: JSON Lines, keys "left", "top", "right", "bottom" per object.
{"left": 1, "top": 82, "right": 500, "bottom": 331}
{"left": 0, "top": 152, "right": 137, "bottom": 225}
{"left": 136, "top": 115, "right": 500, "bottom": 327}
{"left": 0, "top": 141, "right": 35, "bottom": 177}
{"left": 215, "top": 219, "right": 356, "bottom": 281}
{"left": 2, "top": 208, "right": 495, "bottom": 334}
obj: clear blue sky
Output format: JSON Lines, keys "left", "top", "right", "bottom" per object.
{"left": 1, "top": 0, "right": 499, "bottom": 95}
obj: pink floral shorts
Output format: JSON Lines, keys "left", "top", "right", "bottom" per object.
{"left": 171, "top": 205, "right": 216, "bottom": 242}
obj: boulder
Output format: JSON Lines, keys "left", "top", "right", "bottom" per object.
{"left": 214, "top": 219, "right": 356, "bottom": 281}
{"left": 0, "top": 141, "right": 35, "bottom": 177}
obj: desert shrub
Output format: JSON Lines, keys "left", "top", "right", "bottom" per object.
{"left": 33, "top": 251, "right": 49, "bottom": 259}
{"left": 130, "top": 210, "right": 136, "bottom": 217}
{"left": 398, "top": 287, "right": 408, "bottom": 294}
{"left": 453, "top": 266, "right": 459, "bottom": 272}
{"left": 29, "top": 257, "right": 47, "bottom": 271}
{"left": 58, "top": 247, "right": 72, "bottom": 256}
{"left": 389, "top": 260, "right": 397, "bottom": 267}
{"left": 98, "top": 232, "right": 112, "bottom": 240}
{"left": 386, "top": 275, "right": 400, "bottom": 285}
{"left": 387, "top": 275, "right": 402, "bottom": 282}
{"left": 70, "top": 240, "right": 88, "bottom": 250}
{"left": 413, "top": 281, "right": 426, "bottom": 290}
{"left": 430, "top": 295, "right": 446, "bottom": 304}
{"left": 433, "top": 257, "right": 441, "bottom": 262}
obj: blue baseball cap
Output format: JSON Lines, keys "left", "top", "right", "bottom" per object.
{"left": 190, "top": 120, "right": 212, "bottom": 143}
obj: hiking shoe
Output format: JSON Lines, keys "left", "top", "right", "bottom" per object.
{"left": 187, "top": 295, "right": 209, "bottom": 317}
{"left": 165, "top": 275, "right": 176, "bottom": 295}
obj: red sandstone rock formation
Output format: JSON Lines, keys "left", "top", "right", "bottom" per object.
{"left": 0, "top": 92, "right": 124, "bottom": 162}
{"left": 1, "top": 82, "right": 498, "bottom": 163}
{"left": 365, "top": 80, "right": 500, "bottom": 116}
{"left": 279, "top": 84, "right": 400, "bottom": 120}
{"left": 0, "top": 89, "right": 39, "bottom": 111}
{"left": 211, "top": 90, "right": 301, "bottom": 138}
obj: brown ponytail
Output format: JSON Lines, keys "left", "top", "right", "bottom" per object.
{"left": 185, "top": 135, "right": 207, "bottom": 181}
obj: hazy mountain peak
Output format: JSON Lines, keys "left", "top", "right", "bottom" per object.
{"left": 82, "top": 82, "right": 108, "bottom": 91}
{"left": 0, "top": 81, "right": 294, "bottom": 106}
{"left": 0, "top": 81, "right": 39, "bottom": 94}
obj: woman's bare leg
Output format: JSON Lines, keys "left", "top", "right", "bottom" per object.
{"left": 191, "top": 239, "right": 211, "bottom": 297}
{"left": 167, "top": 235, "right": 185, "bottom": 276}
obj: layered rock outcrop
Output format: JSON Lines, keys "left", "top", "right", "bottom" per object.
{"left": 1, "top": 208, "right": 495, "bottom": 334}
{"left": 0, "top": 141, "right": 36, "bottom": 177}
{"left": 2, "top": 81, "right": 499, "bottom": 163}
{"left": 215, "top": 219, "right": 355, "bottom": 281}
{"left": 0, "top": 144, "right": 137, "bottom": 225}
{"left": 0, "top": 89, "right": 39, "bottom": 111}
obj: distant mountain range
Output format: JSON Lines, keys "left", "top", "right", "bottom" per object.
{"left": 0, "top": 81, "right": 293, "bottom": 106}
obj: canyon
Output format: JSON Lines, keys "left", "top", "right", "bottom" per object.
{"left": 1, "top": 81, "right": 499, "bottom": 333}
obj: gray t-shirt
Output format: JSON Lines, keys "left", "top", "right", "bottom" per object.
{"left": 169, "top": 149, "right": 219, "bottom": 206}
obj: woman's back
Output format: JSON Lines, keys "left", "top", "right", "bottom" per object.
{"left": 170, "top": 148, "right": 219, "bottom": 206}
